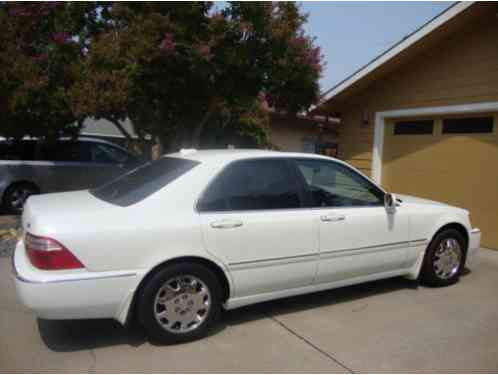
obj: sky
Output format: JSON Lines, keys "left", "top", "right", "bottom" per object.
{"left": 299, "top": 1, "right": 453, "bottom": 93}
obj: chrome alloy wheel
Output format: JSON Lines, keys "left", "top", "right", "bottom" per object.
{"left": 433, "top": 238, "right": 462, "bottom": 280}
{"left": 154, "top": 275, "right": 211, "bottom": 333}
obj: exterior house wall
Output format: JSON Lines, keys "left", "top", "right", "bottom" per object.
{"left": 269, "top": 117, "right": 337, "bottom": 153}
{"left": 328, "top": 8, "right": 498, "bottom": 177}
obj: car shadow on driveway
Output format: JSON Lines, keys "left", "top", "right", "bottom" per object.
{"left": 37, "top": 275, "right": 424, "bottom": 352}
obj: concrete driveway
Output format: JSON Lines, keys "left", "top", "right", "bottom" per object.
{"left": 1, "top": 249, "right": 498, "bottom": 372}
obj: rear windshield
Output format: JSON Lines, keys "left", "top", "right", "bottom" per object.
{"left": 90, "top": 157, "right": 199, "bottom": 207}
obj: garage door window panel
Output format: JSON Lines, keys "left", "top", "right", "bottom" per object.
{"left": 442, "top": 116, "right": 494, "bottom": 134}
{"left": 393, "top": 120, "right": 434, "bottom": 135}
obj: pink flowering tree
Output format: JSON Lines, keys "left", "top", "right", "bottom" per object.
{"left": 74, "top": 2, "right": 323, "bottom": 149}
{"left": 1, "top": 2, "right": 323, "bottom": 148}
{"left": 0, "top": 2, "right": 104, "bottom": 139}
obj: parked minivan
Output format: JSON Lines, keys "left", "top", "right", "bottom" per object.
{"left": 0, "top": 137, "right": 142, "bottom": 213}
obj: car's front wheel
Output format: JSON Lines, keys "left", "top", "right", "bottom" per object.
{"left": 420, "top": 229, "right": 466, "bottom": 287}
{"left": 137, "top": 262, "right": 222, "bottom": 344}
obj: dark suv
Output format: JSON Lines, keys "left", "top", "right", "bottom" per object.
{"left": 0, "top": 137, "right": 141, "bottom": 213}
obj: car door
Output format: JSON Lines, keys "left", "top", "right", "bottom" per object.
{"left": 198, "top": 158, "right": 318, "bottom": 298}
{"left": 291, "top": 158, "right": 410, "bottom": 284}
{"left": 36, "top": 140, "right": 95, "bottom": 193}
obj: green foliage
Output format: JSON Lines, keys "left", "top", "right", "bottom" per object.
{"left": 0, "top": 2, "right": 323, "bottom": 147}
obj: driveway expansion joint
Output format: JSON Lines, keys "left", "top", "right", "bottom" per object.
{"left": 88, "top": 349, "right": 97, "bottom": 373}
{"left": 269, "top": 315, "right": 354, "bottom": 373}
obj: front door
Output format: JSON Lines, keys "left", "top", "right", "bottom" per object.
{"left": 291, "top": 158, "right": 409, "bottom": 284}
{"left": 198, "top": 158, "right": 317, "bottom": 298}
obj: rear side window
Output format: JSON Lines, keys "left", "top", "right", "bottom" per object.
{"left": 198, "top": 159, "right": 301, "bottom": 212}
{"left": 0, "top": 140, "right": 36, "bottom": 160}
{"left": 39, "top": 141, "right": 91, "bottom": 162}
{"left": 91, "top": 157, "right": 199, "bottom": 207}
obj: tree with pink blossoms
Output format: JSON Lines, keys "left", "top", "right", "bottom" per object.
{"left": 1, "top": 2, "right": 323, "bottom": 149}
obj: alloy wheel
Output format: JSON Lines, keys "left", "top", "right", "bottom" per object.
{"left": 153, "top": 275, "right": 211, "bottom": 333}
{"left": 433, "top": 238, "right": 462, "bottom": 280}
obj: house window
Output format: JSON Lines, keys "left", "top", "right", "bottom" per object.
{"left": 442, "top": 116, "right": 494, "bottom": 134}
{"left": 302, "top": 139, "right": 317, "bottom": 153}
{"left": 393, "top": 120, "right": 434, "bottom": 135}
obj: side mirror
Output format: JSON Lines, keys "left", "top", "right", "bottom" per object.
{"left": 384, "top": 193, "right": 397, "bottom": 213}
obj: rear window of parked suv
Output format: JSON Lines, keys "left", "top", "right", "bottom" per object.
{"left": 91, "top": 157, "right": 199, "bottom": 207}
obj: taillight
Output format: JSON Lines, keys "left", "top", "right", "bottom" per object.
{"left": 25, "top": 233, "right": 84, "bottom": 270}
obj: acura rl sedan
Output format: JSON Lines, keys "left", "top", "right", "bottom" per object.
{"left": 13, "top": 149, "right": 481, "bottom": 343}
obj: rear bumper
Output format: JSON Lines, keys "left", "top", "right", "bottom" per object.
{"left": 466, "top": 228, "right": 481, "bottom": 269}
{"left": 12, "top": 240, "right": 141, "bottom": 323}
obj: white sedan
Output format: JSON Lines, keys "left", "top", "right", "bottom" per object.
{"left": 13, "top": 149, "right": 480, "bottom": 343}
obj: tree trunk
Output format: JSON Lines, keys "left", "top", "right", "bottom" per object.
{"left": 191, "top": 102, "right": 217, "bottom": 148}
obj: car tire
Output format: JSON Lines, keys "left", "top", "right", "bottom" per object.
{"left": 420, "top": 229, "right": 466, "bottom": 287}
{"left": 137, "top": 262, "right": 222, "bottom": 344}
{"left": 3, "top": 182, "right": 39, "bottom": 214}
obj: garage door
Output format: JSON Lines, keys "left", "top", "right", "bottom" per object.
{"left": 382, "top": 114, "right": 498, "bottom": 249}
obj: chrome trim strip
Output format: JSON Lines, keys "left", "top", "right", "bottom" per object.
{"left": 229, "top": 240, "right": 418, "bottom": 269}
{"left": 12, "top": 253, "right": 137, "bottom": 284}
{"left": 471, "top": 228, "right": 481, "bottom": 234}
{"left": 320, "top": 241, "right": 411, "bottom": 260}
{"left": 321, "top": 240, "right": 409, "bottom": 256}
{"left": 410, "top": 238, "right": 429, "bottom": 246}
{"left": 229, "top": 252, "right": 317, "bottom": 267}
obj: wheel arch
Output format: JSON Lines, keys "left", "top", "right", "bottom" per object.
{"left": 430, "top": 222, "right": 469, "bottom": 252}
{"left": 123, "top": 255, "right": 232, "bottom": 326}
{"left": 409, "top": 221, "right": 470, "bottom": 280}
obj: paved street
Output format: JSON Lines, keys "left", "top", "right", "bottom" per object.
{"left": 1, "top": 249, "right": 498, "bottom": 372}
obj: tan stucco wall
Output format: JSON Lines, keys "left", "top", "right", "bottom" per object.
{"left": 326, "top": 5, "right": 498, "bottom": 177}
{"left": 320, "top": 6, "right": 498, "bottom": 248}
{"left": 269, "top": 117, "right": 336, "bottom": 152}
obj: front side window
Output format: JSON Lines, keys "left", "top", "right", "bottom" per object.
{"left": 91, "top": 157, "right": 199, "bottom": 207}
{"left": 198, "top": 159, "right": 301, "bottom": 212}
{"left": 89, "top": 142, "right": 131, "bottom": 164}
{"left": 293, "top": 159, "right": 384, "bottom": 207}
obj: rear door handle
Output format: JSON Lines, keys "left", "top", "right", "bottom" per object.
{"left": 210, "top": 220, "right": 244, "bottom": 229}
{"left": 320, "top": 214, "right": 346, "bottom": 222}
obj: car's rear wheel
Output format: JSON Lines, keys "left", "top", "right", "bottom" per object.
{"left": 420, "top": 229, "right": 466, "bottom": 287}
{"left": 137, "top": 262, "right": 222, "bottom": 344}
{"left": 3, "top": 182, "right": 39, "bottom": 214}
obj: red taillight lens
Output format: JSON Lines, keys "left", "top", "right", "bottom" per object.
{"left": 25, "top": 233, "right": 84, "bottom": 270}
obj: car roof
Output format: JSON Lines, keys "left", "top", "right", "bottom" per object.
{"left": 166, "top": 148, "right": 337, "bottom": 164}
{"left": 0, "top": 136, "right": 131, "bottom": 154}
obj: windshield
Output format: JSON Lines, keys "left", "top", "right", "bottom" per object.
{"left": 91, "top": 157, "right": 199, "bottom": 207}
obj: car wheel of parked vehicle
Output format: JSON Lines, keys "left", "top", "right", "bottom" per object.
{"left": 420, "top": 229, "right": 466, "bottom": 287}
{"left": 3, "top": 182, "right": 39, "bottom": 214}
{"left": 137, "top": 262, "right": 222, "bottom": 344}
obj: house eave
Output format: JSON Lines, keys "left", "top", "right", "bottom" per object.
{"left": 313, "top": 1, "right": 474, "bottom": 111}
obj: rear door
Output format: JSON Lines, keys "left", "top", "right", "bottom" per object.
{"left": 198, "top": 158, "right": 318, "bottom": 298}
{"left": 36, "top": 140, "right": 95, "bottom": 192}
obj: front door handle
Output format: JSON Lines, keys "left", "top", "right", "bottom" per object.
{"left": 320, "top": 214, "right": 346, "bottom": 222}
{"left": 210, "top": 219, "right": 244, "bottom": 229}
